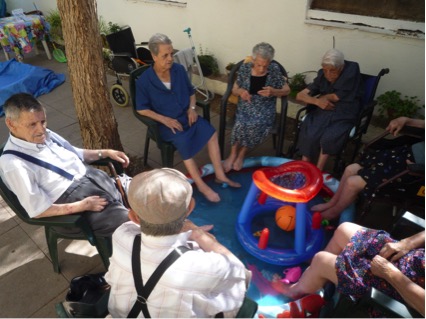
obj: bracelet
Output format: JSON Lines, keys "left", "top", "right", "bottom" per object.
{"left": 98, "top": 150, "right": 103, "bottom": 159}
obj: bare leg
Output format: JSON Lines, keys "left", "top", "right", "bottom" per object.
{"left": 312, "top": 163, "right": 363, "bottom": 212}
{"left": 223, "top": 144, "right": 238, "bottom": 173}
{"left": 184, "top": 158, "right": 220, "bottom": 202}
{"left": 316, "top": 151, "right": 329, "bottom": 171}
{"left": 272, "top": 222, "right": 362, "bottom": 299}
{"left": 232, "top": 146, "right": 248, "bottom": 171}
{"left": 207, "top": 132, "right": 241, "bottom": 188}
{"left": 272, "top": 251, "right": 338, "bottom": 299}
{"left": 321, "top": 175, "right": 367, "bottom": 220}
{"left": 302, "top": 155, "right": 310, "bottom": 162}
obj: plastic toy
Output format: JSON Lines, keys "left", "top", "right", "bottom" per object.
{"left": 280, "top": 266, "right": 302, "bottom": 284}
{"left": 258, "top": 228, "right": 270, "bottom": 249}
{"left": 236, "top": 160, "right": 326, "bottom": 265}
{"left": 275, "top": 205, "right": 296, "bottom": 231}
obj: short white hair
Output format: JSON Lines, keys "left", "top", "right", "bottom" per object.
{"left": 321, "top": 49, "right": 344, "bottom": 68}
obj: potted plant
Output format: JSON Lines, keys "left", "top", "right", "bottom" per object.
{"left": 376, "top": 90, "right": 424, "bottom": 119}
{"left": 197, "top": 46, "right": 219, "bottom": 77}
{"left": 45, "top": 9, "right": 64, "bottom": 45}
{"left": 288, "top": 73, "right": 307, "bottom": 98}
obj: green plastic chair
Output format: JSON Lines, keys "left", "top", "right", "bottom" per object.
{"left": 129, "top": 65, "right": 211, "bottom": 167}
{"left": 0, "top": 146, "right": 124, "bottom": 273}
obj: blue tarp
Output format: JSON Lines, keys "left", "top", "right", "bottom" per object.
{"left": 0, "top": 59, "right": 65, "bottom": 116}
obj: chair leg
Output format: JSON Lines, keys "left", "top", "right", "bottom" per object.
{"left": 45, "top": 226, "right": 61, "bottom": 273}
{"left": 143, "top": 134, "right": 150, "bottom": 166}
{"left": 95, "top": 236, "right": 112, "bottom": 270}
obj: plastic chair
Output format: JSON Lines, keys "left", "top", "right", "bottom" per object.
{"left": 218, "top": 59, "right": 289, "bottom": 158}
{"left": 0, "top": 146, "right": 124, "bottom": 274}
{"left": 129, "top": 65, "right": 211, "bottom": 168}
{"left": 358, "top": 125, "right": 424, "bottom": 222}
{"left": 287, "top": 68, "right": 389, "bottom": 175}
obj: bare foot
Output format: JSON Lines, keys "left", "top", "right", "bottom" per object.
{"left": 215, "top": 177, "right": 242, "bottom": 188}
{"left": 232, "top": 157, "right": 244, "bottom": 171}
{"left": 311, "top": 202, "right": 332, "bottom": 212}
{"left": 222, "top": 158, "right": 234, "bottom": 173}
{"left": 200, "top": 187, "right": 220, "bottom": 202}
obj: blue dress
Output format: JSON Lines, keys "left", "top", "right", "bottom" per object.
{"left": 135, "top": 63, "right": 215, "bottom": 160}
{"left": 231, "top": 62, "right": 285, "bottom": 148}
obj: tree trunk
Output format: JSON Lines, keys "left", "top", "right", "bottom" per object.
{"left": 57, "top": 0, "right": 123, "bottom": 151}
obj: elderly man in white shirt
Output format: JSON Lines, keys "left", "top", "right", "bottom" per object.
{"left": 0, "top": 93, "right": 130, "bottom": 236}
{"left": 106, "top": 168, "right": 252, "bottom": 318}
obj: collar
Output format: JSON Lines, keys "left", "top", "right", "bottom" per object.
{"left": 141, "top": 230, "right": 192, "bottom": 249}
{"left": 8, "top": 129, "right": 56, "bottom": 152}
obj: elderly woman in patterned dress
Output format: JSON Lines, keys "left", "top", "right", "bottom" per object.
{"left": 272, "top": 222, "right": 425, "bottom": 317}
{"left": 223, "top": 42, "right": 290, "bottom": 172}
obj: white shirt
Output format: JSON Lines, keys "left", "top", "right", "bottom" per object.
{"left": 106, "top": 222, "right": 250, "bottom": 318}
{"left": 0, "top": 130, "right": 86, "bottom": 217}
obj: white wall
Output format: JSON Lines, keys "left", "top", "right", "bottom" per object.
{"left": 7, "top": 0, "right": 425, "bottom": 111}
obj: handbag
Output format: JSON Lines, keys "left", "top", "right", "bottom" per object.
{"left": 61, "top": 272, "right": 110, "bottom": 318}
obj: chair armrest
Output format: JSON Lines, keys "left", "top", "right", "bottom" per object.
{"left": 196, "top": 99, "right": 210, "bottom": 123}
{"left": 407, "top": 163, "right": 425, "bottom": 176}
{"left": 360, "top": 287, "right": 421, "bottom": 318}
{"left": 91, "top": 158, "right": 124, "bottom": 175}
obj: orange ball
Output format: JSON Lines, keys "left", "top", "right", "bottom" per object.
{"left": 275, "top": 205, "right": 296, "bottom": 231}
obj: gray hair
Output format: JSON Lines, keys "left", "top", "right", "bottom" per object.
{"left": 321, "top": 49, "right": 344, "bottom": 68}
{"left": 4, "top": 93, "right": 45, "bottom": 121}
{"left": 252, "top": 42, "right": 275, "bottom": 61}
{"left": 148, "top": 33, "right": 172, "bottom": 56}
{"left": 138, "top": 213, "right": 187, "bottom": 236}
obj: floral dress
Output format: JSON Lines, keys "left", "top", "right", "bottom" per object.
{"left": 231, "top": 62, "right": 285, "bottom": 148}
{"left": 335, "top": 228, "right": 425, "bottom": 317}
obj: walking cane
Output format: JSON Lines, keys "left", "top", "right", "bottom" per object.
{"left": 108, "top": 162, "right": 131, "bottom": 209}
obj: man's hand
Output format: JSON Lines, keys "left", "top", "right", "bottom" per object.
{"left": 80, "top": 196, "right": 108, "bottom": 212}
{"left": 106, "top": 150, "right": 130, "bottom": 168}
{"left": 386, "top": 117, "right": 409, "bottom": 136}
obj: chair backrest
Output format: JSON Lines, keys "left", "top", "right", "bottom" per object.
{"left": 106, "top": 26, "right": 137, "bottom": 58}
{"left": 218, "top": 59, "right": 288, "bottom": 158}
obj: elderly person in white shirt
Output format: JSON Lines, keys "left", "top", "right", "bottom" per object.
{"left": 106, "top": 168, "right": 252, "bottom": 318}
{"left": 0, "top": 93, "right": 130, "bottom": 236}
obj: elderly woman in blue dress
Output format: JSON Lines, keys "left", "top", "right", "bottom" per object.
{"left": 296, "top": 49, "right": 363, "bottom": 171}
{"left": 223, "top": 42, "right": 290, "bottom": 172}
{"left": 135, "top": 33, "right": 240, "bottom": 203}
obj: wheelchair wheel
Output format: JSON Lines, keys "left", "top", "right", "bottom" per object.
{"left": 110, "top": 84, "right": 129, "bottom": 107}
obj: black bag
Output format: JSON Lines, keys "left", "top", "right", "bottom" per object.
{"left": 61, "top": 272, "right": 110, "bottom": 318}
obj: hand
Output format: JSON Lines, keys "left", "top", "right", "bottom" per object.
{"left": 187, "top": 108, "right": 198, "bottom": 126}
{"left": 81, "top": 196, "right": 108, "bottom": 212}
{"left": 106, "top": 150, "right": 130, "bottom": 168}
{"left": 164, "top": 117, "right": 183, "bottom": 134}
{"left": 379, "top": 241, "right": 410, "bottom": 261}
{"left": 258, "top": 86, "right": 274, "bottom": 97}
{"left": 386, "top": 117, "right": 408, "bottom": 136}
{"left": 181, "top": 219, "right": 214, "bottom": 233}
{"left": 239, "top": 89, "right": 252, "bottom": 103}
{"left": 316, "top": 96, "right": 335, "bottom": 110}
{"left": 370, "top": 255, "right": 399, "bottom": 281}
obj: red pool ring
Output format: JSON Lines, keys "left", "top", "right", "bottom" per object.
{"left": 253, "top": 160, "right": 323, "bottom": 203}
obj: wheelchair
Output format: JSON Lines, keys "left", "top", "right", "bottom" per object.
{"left": 105, "top": 26, "right": 153, "bottom": 107}
{"left": 287, "top": 68, "right": 389, "bottom": 176}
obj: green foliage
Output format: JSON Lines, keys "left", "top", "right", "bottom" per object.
{"left": 197, "top": 46, "right": 219, "bottom": 76}
{"left": 289, "top": 73, "right": 307, "bottom": 98}
{"left": 98, "top": 16, "right": 122, "bottom": 35}
{"left": 225, "top": 62, "right": 236, "bottom": 71}
{"left": 45, "top": 9, "right": 63, "bottom": 43}
{"left": 377, "top": 90, "right": 424, "bottom": 119}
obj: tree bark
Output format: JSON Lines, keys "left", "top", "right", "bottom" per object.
{"left": 57, "top": 0, "right": 124, "bottom": 151}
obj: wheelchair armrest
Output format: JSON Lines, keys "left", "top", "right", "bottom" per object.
{"left": 360, "top": 287, "right": 421, "bottom": 318}
{"left": 400, "top": 125, "right": 425, "bottom": 139}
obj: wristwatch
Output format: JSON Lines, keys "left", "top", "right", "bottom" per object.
{"left": 190, "top": 105, "right": 196, "bottom": 110}
{"left": 98, "top": 150, "right": 103, "bottom": 159}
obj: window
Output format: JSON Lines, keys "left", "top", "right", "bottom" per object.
{"left": 306, "top": 0, "right": 425, "bottom": 38}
